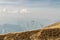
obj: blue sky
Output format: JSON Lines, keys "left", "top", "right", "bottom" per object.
{"left": 0, "top": 0, "right": 60, "bottom": 7}
{"left": 0, "top": 0, "right": 60, "bottom": 25}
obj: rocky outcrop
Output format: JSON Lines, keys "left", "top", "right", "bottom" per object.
{"left": 0, "top": 22, "right": 60, "bottom": 40}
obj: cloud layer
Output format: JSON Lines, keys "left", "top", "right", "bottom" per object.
{"left": 0, "top": 0, "right": 60, "bottom": 24}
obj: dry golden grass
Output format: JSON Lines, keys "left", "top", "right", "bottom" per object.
{"left": 0, "top": 22, "right": 60, "bottom": 40}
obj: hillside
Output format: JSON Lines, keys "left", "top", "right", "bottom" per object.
{"left": 0, "top": 22, "right": 60, "bottom": 40}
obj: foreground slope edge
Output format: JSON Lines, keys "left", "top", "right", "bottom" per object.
{"left": 0, "top": 22, "right": 60, "bottom": 40}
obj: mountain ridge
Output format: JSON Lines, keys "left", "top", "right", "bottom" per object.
{"left": 0, "top": 22, "right": 60, "bottom": 40}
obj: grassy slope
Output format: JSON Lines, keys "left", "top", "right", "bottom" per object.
{"left": 0, "top": 22, "right": 60, "bottom": 40}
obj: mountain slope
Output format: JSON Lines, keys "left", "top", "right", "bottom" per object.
{"left": 0, "top": 22, "right": 60, "bottom": 40}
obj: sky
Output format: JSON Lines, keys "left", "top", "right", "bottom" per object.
{"left": 0, "top": 0, "right": 60, "bottom": 34}
{"left": 0, "top": 0, "right": 60, "bottom": 25}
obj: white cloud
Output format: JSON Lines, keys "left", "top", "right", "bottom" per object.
{"left": 20, "top": 8, "right": 30, "bottom": 14}
{"left": 0, "top": 6, "right": 59, "bottom": 24}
